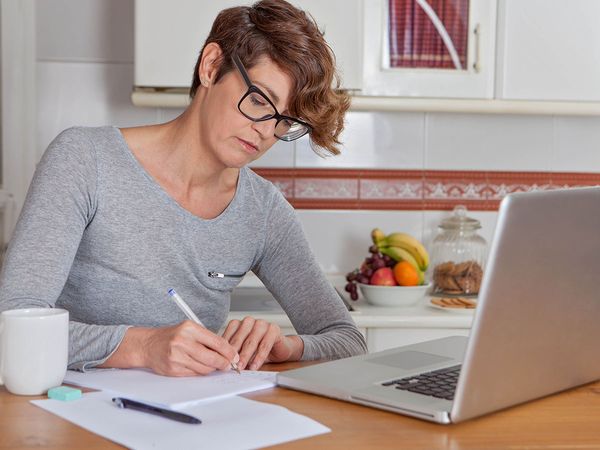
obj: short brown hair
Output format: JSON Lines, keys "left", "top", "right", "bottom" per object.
{"left": 189, "top": 0, "right": 349, "bottom": 156}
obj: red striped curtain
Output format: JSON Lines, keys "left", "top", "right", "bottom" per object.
{"left": 388, "top": 0, "right": 469, "bottom": 69}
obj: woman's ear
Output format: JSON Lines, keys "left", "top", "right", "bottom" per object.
{"left": 198, "top": 42, "right": 223, "bottom": 86}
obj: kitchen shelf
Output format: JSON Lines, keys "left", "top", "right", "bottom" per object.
{"left": 350, "top": 96, "right": 600, "bottom": 116}
{"left": 131, "top": 88, "right": 600, "bottom": 116}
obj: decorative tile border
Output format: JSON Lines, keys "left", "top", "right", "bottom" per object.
{"left": 251, "top": 168, "right": 600, "bottom": 211}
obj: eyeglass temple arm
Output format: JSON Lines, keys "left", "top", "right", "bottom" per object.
{"left": 232, "top": 54, "right": 253, "bottom": 88}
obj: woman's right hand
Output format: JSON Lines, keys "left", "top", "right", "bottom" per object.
{"left": 100, "top": 321, "right": 240, "bottom": 377}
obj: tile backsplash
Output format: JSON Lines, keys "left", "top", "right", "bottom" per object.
{"left": 294, "top": 209, "right": 500, "bottom": 275}
{"left": 32, "top": 0, "right": 600, "bottom": 274}
{"left": 252, "top": 168, "right": 600, "bottom": 211}
{"left": 295, "top": 112, "right": 425, "bottom": 169}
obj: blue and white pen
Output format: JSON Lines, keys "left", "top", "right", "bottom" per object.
{"left": 167, "top": 288, "right": 241, "bottom": 374}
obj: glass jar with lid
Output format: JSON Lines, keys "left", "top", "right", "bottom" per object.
{"left": 430, "top": 205, "right": 487, "bottom": 296}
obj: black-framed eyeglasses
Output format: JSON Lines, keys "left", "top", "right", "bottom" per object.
{"left": 232, "top": 54, "right": 312, "bottom": 142}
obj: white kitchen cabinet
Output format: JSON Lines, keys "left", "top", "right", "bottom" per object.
{"left": 367, "top": 327, "right": 470, "bottom": 353}
{"left": 497, "top": 0, "right": 600, "bottom": 101}
{"left": 293, "top": 0, "right": 363, "bottom": 91}
{"left": 134, "top": 0, "right": 362, "bottom": 92}
{"left": 362, "top": 0, "right": 497, "bottom": 99}
{"left": 228, "top": 305, "right": 472, "bottom": 354}
{"left": 1, "top": 1, "right": 32, "bottom": 251}
{"left": 228, "top": 278, "right": 472, "bottom": 354}
{"left": 225, "top": 321, "right": 368, "bottom": 344}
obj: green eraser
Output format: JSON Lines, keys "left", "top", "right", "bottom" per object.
{"left": 47, "top": 386, "right": 82, "bottom": 401}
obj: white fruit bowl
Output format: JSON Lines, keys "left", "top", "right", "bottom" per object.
{"left": 358, "top": 282, "right": 432, "bottom": 307}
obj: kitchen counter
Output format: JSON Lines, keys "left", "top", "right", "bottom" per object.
{"left": 228, "top": 276, "right": 474, "bottom": 352}
{"left": 228, "top": 295, "right": 474, "bottom": 329}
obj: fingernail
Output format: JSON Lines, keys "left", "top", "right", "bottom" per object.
{"left": 250, "top": 363, "right": 258, "bottom": 371}
{"left": 233, "top": 354, "right": 240, "bottom": 364}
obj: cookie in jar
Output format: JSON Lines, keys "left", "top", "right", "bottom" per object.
{"left": 430, "top": 206, "right": 487, "bottom": 296}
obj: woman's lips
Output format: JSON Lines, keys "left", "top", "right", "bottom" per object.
{"left": 237, "top": 137, "right": 259, "bottom": 154}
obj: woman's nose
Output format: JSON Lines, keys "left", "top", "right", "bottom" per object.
{"left": 251, "top": 118, "right": 276, "bottom": 138}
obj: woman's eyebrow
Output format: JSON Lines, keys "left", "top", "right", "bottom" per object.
{"left": 254, "top": 81, "right": 281, "bottom": 106}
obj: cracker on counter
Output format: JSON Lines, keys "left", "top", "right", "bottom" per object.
{"left": 431, "top": 297, "right": 477, "bottom": 309}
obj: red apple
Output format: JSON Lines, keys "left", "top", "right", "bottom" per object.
{"left": 370, "top": 267, "right": 398, "bottom": 286}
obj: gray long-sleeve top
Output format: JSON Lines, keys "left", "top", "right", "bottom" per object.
{"left": 0, "top": 126, "right": 367, "bottom": 370}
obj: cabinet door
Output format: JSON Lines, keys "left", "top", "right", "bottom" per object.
{"left": 367, "top": 328, "right": 470, "bottom": 353}
{"left": 135, "top": 0, "right": 240, "bottom": 88}
{"left": 497, "top": 0, "right": 600, "bottom": 101}
{"left": 295, "top": 0, "right": 363, "bottom": 91}
{"left": 135, "top": 0, "right": 362, "bottom": 91}
{"left": 362, "top": 0, "right": 497, "bottom": 98}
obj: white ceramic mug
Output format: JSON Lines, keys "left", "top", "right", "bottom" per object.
{"left": 0, "top": 308, "right": 69, "bottom": 395}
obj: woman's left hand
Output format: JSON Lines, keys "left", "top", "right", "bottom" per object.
{"left": 222, "top": 317, "right": 303, "bottom": 370}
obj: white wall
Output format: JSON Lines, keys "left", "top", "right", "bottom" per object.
{"left": 34, "top": 0, "right": 600, "bottom": 275}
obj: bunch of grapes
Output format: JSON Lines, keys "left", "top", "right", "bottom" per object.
{"left": 344, "top": 245, "right": 395, "bottom": 300}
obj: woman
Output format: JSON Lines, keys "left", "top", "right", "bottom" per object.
{"left": 0, "top": 0, "right": 367, "bottom": 375}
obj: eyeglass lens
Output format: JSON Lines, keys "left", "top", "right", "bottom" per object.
{"left": 239, "top": 91, "right": 309, "bottom": 141}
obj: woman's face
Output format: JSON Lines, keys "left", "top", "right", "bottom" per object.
{"left": 198, "top": 55, "right": 293, "bottom": 168}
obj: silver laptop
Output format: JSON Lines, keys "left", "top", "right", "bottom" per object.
{"left": 277, "top": 187, "right": 600, "bottom": 423}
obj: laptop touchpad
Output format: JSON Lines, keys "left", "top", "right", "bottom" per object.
{"left": 367, "top": 351, "right": 453, "bottom": 370}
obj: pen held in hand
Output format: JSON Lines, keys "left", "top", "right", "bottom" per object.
{"left": 112, "top": 397, "right": 201, "bottom": 424}
{"left": 167, "top": 288, "right": 241, "bottom": 374}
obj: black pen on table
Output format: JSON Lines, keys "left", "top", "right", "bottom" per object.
{"left": 167, "top": 288, "right": 241, "bottom": 374}
{"left": 112, "top": 397, "right": 201, "bottom": 424}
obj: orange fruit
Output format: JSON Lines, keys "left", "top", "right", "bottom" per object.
{"left": 393, "top": 261, "right": 420, "bottom": 286}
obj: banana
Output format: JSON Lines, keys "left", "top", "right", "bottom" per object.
{"left": 380, "top": 246, "right": 426, "bottom": 285}
{"left": 371, "top": 228, "right": 386, "bottom": 246}
{"left": 379, "top": 246, "right": 420, "bottom": 272}
{"left": 380, "top": 232, "right": 430, "bottom": 271}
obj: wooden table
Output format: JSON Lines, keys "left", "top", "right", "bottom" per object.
{"left": 2, "top": 362, "right": 600, "bottom": 449}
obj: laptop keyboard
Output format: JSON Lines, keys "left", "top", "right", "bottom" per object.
{"left": 381, "top": 365, "right": 461, "bottom": 401}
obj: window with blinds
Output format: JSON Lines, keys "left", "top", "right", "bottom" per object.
{"left": 388, "top": 0, "right": 470, "bottom": 70}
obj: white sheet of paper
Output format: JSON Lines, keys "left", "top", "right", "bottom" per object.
{"left": 32, "top": 391, "right": 330, "bottom": 450}
{"left": 64, "top": 369, "right": 276, "bottom": 409}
